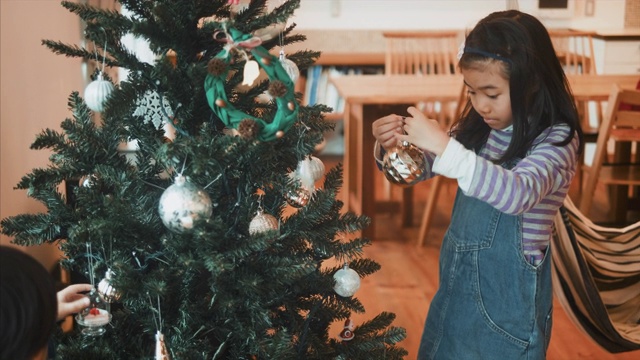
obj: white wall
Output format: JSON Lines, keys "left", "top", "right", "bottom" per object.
{"left": 0, "top": 0, "right": 84, "bottom": 269}
{"left": 291, "top": 0, "right": 626, "bottom": 30}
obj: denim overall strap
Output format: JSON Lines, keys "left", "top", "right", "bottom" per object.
{"left": 418, "top": 187, "right": 553, "bottom": 360}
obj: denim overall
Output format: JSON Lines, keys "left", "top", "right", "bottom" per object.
{"left": 417, "top": 181, "right": 553, "bottom": 359}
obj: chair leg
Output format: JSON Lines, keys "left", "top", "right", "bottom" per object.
{"left": 417, "top": 176, "right": 443, "bottom": 247}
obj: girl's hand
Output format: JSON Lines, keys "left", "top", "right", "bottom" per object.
{"left": 397, "top": 106, "right": 450, "bottom": 156}
{"left": 57, "top": 283, "right": 93, "bottom": 321}
{"left": 372, "top": 114, "right": 404, "bottom": 152}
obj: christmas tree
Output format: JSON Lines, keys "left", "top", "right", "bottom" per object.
{"left": 0, "top": 0, "right": 407, "bottom": 358}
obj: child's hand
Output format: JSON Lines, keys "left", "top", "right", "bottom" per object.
{"left": 372, "top": 114, "right": 404, "bottom": 152}
{"left": 57, "top": 283, "right": 93, "bottom": 321}
{"left": 397, "top": 106, "right": 450, "bottom": 156}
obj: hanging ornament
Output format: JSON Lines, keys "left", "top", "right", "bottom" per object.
{"left": 248, "top": 209, "right": 279, "bottom": 236}
{"left": 205, "top": 26, "right": 298, "bottom": 142}
{"left": 338, "top": 319, "right": 356, "bottom": 342}
{"left": 84, "top": 72, "right": 114, "bottom": 112}
{"left": 279, "top": 49, "right": 299, "bottom": 83}
{"left": 97, "top": 268, "right": 121, "bottom": 303}
{"left": 79, "top": 173, "right": 98, "bottom": 188}
{"left": 158, "top": 175, "right": 213, "bottom": 233}
{"left": 308, "top": 156, "right": 325, "bottom": 182}
{"left": 285, "top": 187, "right": 311, "bottom": 208}
{"left": 155, "top": 331, "right": 171, "bottom": 360}
{"left": 242, "top": 59, "right": 260, "bottom": 86}
{"left": 382, "top": 140, "right": 428, "bottom": 187}
{"left": 333, "top": 263, "right": 361, "bottom": 297}
{"left": 133, "top": 90, "right": 175, "bottom": 130}
{"left": 75, "top": 288, "right": 112, "bottom": 336}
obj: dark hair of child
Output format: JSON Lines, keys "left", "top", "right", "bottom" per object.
{"left": 452, "top": 10, "right": 584, "bottom": 162}
{"left": 0, "top": 246, "right": 58, "bottom": 360}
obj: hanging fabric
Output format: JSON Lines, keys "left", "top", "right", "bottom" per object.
{"left": 551, "top": 196, "right": 640, "bottom": 353}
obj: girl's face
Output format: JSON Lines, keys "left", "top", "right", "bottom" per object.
{"left": 462, "top": 61, "right": 513, "bottom": 130}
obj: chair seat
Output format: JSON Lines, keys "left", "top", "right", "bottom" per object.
{"left": 596, "top": 165, "right": 640, "bottom": 185}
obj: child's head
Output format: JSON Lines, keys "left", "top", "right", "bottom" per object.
{"left": 0, "top": 246, "right": 58, "bottom": 360}
{"left": 454, "top": 10, "right": 582, "bottom": 160}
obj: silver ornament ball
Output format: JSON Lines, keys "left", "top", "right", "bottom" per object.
{"left": 333, "top": 265, "right": 361, "bottom": 297}
{"left": 158, "top": 175, "right": 213, "bottom": 233}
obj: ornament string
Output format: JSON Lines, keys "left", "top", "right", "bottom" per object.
{"left": 86, "top": 242, "right": 96, "bottom": 286}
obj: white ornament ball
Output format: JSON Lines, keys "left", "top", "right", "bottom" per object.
{"left": 158, "top": 175, "right": 213, "bottom": 233}
{"left": 333, "top": 265, "right": 361, "bottom": 297}
{"left": 84, "top": 73, "right": 114, "bottom": 112}
{"left": 308, "top": 156, "right": 325, "bottom": 182}
{"left": 249, "top": 211, "right": 279, "bottom": 236}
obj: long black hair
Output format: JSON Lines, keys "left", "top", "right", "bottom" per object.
{"left": 451, "top": 10, "right": 583, "bottom": 162}
{"left": 0, "top": 246, "right": 58, "bottom": 360}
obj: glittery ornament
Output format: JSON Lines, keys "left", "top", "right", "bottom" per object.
{"left": 333, "top": 263, "right": 361, "bottom": 297}
{"left": 84, "top": 73, "right": 114, "bottom": 112}
{"left": 155, "top": 331, "right": 171, "bottom": 360}
{"left": 158, "top": 175, "right": 213, "bottom": 233}
{"left": 248, "top": 210, "right": 279, "bottom": 235}
{"left": 97, "top": 268, "right": 120, "bottom": 303}
{"left": 382, "top": 141, "right": 427, "bottom": 187}
{"left": 286, "top": 187, "right": 310, "bottom": 208}
{"left": 279, "top": 50, "right": 299, "bottom": 83}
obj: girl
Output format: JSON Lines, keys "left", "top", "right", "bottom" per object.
{"left": 372, "top": 10, "right": 583, "bottom": 359}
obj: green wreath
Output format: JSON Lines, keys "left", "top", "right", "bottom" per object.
{"left": 204, "top": 27, "right": 298, "bottom": 142}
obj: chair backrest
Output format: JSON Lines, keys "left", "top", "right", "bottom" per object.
{"left": 602, "top": 85, "right": 640, "bottom": 141}
{"left": 580, "top": 84, "right": 640, "bottom": 214}
{"left": 548, "top": 29, "right": 597, "bottom": 75}
{"left": 383, "top": 31, "right": 461, "bottom": 76}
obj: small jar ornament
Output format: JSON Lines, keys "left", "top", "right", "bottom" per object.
{"left": 158, "top": 175, "right": 213, "bottom": 233}
{"left": 249, "top": 210, "right": 279, "bottom": 236}
{"left": 75, "top": 288, "right": 111, "bottom": 336}
{"left": 382, "top": 141, "right": 428, "bottom": 187}
{"left": 84, "top": 72, "right": 114, "bottom": 112}
{"left": 333, "top": 263, "right": 361, "bottom": 297}
{"left": 97, "top": 268, "right": 120, "bottom": 303}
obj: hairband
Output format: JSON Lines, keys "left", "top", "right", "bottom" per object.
{"left": 463, "top": 46, "right": 512, "bottom": 64}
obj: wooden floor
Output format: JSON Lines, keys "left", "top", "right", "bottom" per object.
{"left": 318, "top": 155, "right": 640, "bottom": 360}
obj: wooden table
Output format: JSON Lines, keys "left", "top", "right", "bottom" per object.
{"left": 331, "top": 73, "right": 640, "bottom": 239}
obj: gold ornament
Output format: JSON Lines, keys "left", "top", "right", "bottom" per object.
{"left": 382, "top": 141, "right": 427, "bottom": 187}
{"left": 249, "top": 210, "right": 279, "bottom": 235}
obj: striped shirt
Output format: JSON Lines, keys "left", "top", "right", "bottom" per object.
{"left": 432, "top": 125, "right": 579, "bottom": 265}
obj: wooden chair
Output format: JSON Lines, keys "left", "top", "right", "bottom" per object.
{"left": 579, "top": 84, "right": 640, "bottom": 221}
{"left": 548, "top": 29, "right": 599, "bottom": 198}
{"left": 381, "top": 30, "right": 462, "bottom": 243}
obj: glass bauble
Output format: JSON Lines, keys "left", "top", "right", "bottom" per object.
{"left": 382, "top": 141, "right": 427, "bottom": 187}
{"left": 158, "top": 175, "right": 213, "bottom": 233}
{"left": 97, "top": 268, "right": 120, "bottom": 303}
{"left": 286, "top": 187, "right": 311, "bottom": 208}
